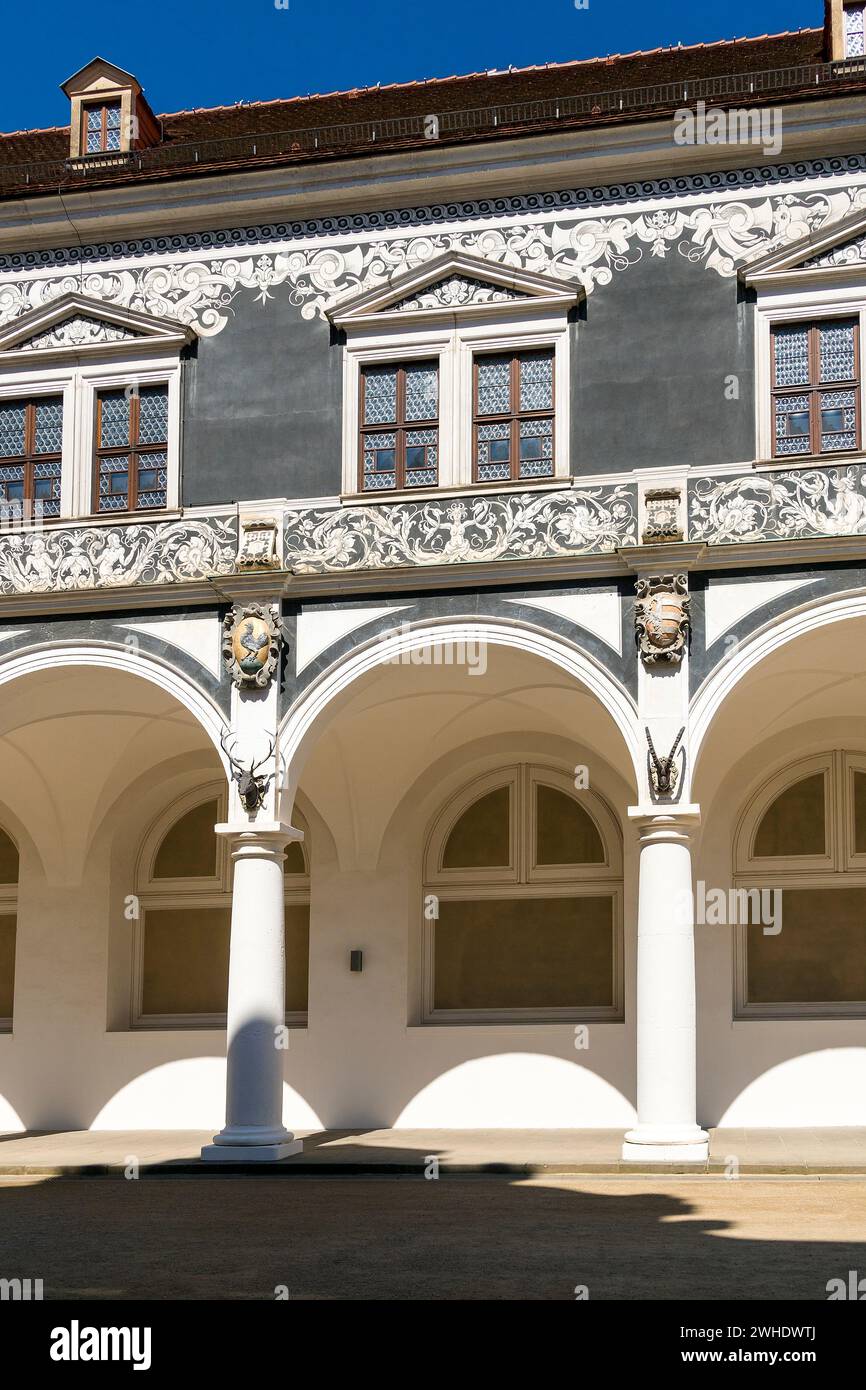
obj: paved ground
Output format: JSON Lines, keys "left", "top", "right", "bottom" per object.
{"left": 0, "top": 1173, "right": 863, "bottom": 1299}
{"left": 2, "top": 1127, "right": 866, "bottom": 1174}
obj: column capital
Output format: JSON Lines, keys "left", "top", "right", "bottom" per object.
{"left": 214, "top": 821, "right": 303, "bottom": 852}
{"left": 628, "top": 805, "right": 700, "bottom": 839}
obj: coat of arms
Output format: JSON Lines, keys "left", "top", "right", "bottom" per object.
{"left": 222, "top": 603, "right": 281, "bottom": 688}
{"left": 634, "top": 574, "right": 691, "bottom": 666}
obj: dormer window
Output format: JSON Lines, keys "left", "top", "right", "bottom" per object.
{"left": 845, "top": 3, "right": 866, "bottom": 57}
{"left": 84, "top": 100, "right": 122, "bottom": 154}
{"left": 62, "top": 58, "right": 159, "bottom": 160}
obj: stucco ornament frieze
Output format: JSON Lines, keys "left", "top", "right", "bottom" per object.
{"left": 284, "top": 487, "right": 637, "bottom": 573}
{"left": 1, "top": 179, "right": 865, "bottom": 337}
{"left": 689, "top": 466, "right": 866, "bottom": 544}
{"left": 0, "top": 517, "right": 236, "bottom": 594}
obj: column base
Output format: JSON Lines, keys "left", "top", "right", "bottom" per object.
{"left": 201, "top": 1139, "right": 302, "bottom": 1163}
{"left": 621, "top": 1125, "right": 709, "bottom": 1164}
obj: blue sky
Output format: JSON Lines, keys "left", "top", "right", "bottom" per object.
{"left": 2, "top": 0, "right": 821, "bottom": 133}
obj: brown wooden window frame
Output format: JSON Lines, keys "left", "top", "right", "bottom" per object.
{"left": 82, "top": 100, "right": 123, "bottom": 155}
{"left": 771, "top": 318, "right": 862, "bottom": 461}
{"left": 92, "top": 385, "right": 169, "bottom": 516}
{"left": 0, "top": 396, "right": 63, "bottom": 517}
{"left": 359, "top": 360, "right": 439, "bottom": 493}
{"left": 473, "top": 349, "right": 556, "bottom": 484}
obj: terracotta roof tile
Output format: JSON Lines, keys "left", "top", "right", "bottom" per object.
{"left": 0, "top": 26, "right": 844, "bottom": 193}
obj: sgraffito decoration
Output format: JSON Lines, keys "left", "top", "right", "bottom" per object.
{"left": 0, "top": 517, "right": 236, "bottom": 594}
{"left": 689, "top": 465, "right": 866, "bottom": 544}
{"left": 283, "top": 487, "right": 638, "bottom": 573}
{"left": 222, "top": 603, "right": 281, "bottom": 688}
{"left": 635, "top": 574, "right": 691, "bottom": 665}
{"left": 0, "top": 167, "right": 865, "bottom": 336}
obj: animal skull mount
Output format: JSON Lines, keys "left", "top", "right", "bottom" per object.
{"left": 221, "top": 731, "right": 277, "bottom": 815}
{"left": 646, "top": 725, "right": 685, "bottom": 799}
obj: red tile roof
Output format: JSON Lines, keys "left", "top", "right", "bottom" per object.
{"left": 0, "top": 26, "right": 855, "bottom": 198}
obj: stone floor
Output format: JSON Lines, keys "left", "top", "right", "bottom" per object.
{"left": 0, "top": 1173, "right": 863, "bottom": 1299}
{"left": 1, "top": 1126, "right": 866, "bottom": 1174}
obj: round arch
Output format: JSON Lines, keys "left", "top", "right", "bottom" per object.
{"left": 278, "top": 617, "right": 642, "bottom": 802}
{"left": 691, "top": 590, "right": 866, "bottom": 776}
{"left": 0, "top": 640, "right": 230, "bottom": 766}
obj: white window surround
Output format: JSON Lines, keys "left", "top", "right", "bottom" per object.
{"left": 733, "top": 750, "right": 866, "bottom": 1020}
{"left": 132, "top": 784, "right": 310, "bottom": 1031}
{"left": 329, "top": 251, "right": 579, "bottom": 499}
{"left": 420, "top": 763, "right": 624, "bottom": 1026}
{"left": 0, "top": 291, "right": 191, "bottom": 522}
{"left": 748, "top": 272, "right": 866, "bottom": 468}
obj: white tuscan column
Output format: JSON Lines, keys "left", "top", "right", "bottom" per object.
{"left": 202, "top": 591, "right": 303, "bottom": 1163}
{"left": 202, "top": 824, "right": 303, "bottom": 1162}
{"left": 622, "top": 810, "right": 708, "bottom": 1163}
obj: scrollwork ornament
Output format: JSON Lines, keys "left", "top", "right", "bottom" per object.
{"left": 222, "top": 603, "right": 281, "bottom": 688}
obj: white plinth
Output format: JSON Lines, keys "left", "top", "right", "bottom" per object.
{"left": 201, "top": 1139, "right": 303, "bottom": 1163}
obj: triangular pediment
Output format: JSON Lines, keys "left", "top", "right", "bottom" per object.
{"left": 0, "top": 292, "right": 194, "bottom": 357}
{"left": 741, "top": 207, "right": 866, "bottom": 285}
{"left": 328, "top": 250, "right": 581, "bottom": 324}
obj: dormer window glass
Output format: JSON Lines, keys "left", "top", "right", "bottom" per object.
{"left": 84, "top": 100, "right": 122, "bottom": 153}
{"left": 845, "top": 3, "right": 866, "bottom": 57}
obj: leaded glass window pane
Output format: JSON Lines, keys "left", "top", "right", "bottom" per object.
{"left": 519, "top": 353, "right": 554, "bottom": 411}
{"left": 477, "top": 357, "right": 511, "bottom": 416}
{"left": 518, "top": 417, "right": 554, "bottom": 478}
{"left": 772, "top": 320, "right": 861, "bottom": 458}
{"left": 845, "top": 3, "right": 865, "bottom": 57}
{"left": 477, "top": 422, "right": 511, "bottom": 481}
{"left": 99, "top": 391, "right": 130, "bottom": 447}
{"left": 404, "top": 364, "right": 438, "bottom": 422}
{"left": 774, "top": 326, "right": 810, "bottom": 387}
{"left": 0, "top": 403, "right": 25, "bottom": 457}
{"left": 363, "top": 367, "right": 398, "bottom": 425}
{"left": 137, "top": 386, "right": 169, "bottom": 444}
{"left": 819, "top": 321, "right": 857, "bottom": 383}
{"left": 34, "top": 398, "right": 63, "bottom": 454}
{"left": 820, "top": 389, "right": 858, "bottom": 452}
{"left": 98, "top": 455, "right": 130, "bottom": 512}
{"left": 774, "top": 393, "right": 812, "bottom": 455}
{"left": 360, "top": 362, "right": 439, "bottom": 492}
{"left": 474, "top": 349, "right": 556, "bottom": 482}
{"left": 137, "top": 451, "right": 168, "bottom": 509}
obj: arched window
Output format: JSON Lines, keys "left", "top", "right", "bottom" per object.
{"left": 0, "top": 827, "right": 19, "bottom": 1031}
{"left": 422, "top": 764, "right": 623, "bottom": 1023}
{"left": 735, "top": 751, "right": 866, "bottom": 1018}
{"left": 134, "top": 787, "right": 310, "bottom": 1028}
